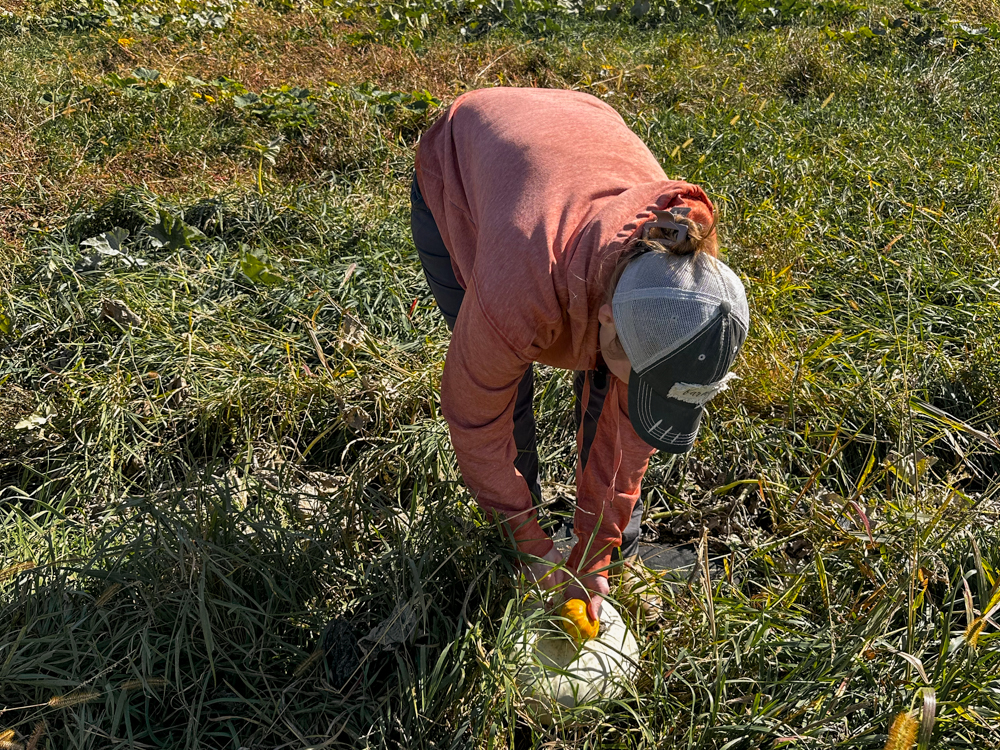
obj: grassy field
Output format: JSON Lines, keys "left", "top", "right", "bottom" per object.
{"left": 2, "top": 0, "right": 1000, "bottom": 747}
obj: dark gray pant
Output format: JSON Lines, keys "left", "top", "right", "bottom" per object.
{"left": 410, "top": 174, "right": 641, "bottom": 559}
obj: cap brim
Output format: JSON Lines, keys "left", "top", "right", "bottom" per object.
{"left": 627, "top": 373, "right": 704, "bottom": 453}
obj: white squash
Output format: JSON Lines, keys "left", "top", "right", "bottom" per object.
{"left": 511, "top": 599, "right": 639, "bottom": 725}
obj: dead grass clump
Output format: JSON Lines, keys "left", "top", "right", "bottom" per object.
{"left": 137, "top": 23, "right": 567, "bottom": 106}
{"left": 0, "top": 125, "right": 44, "bottom": 190}
{"left": 94, "top": 41, "right": 138, "bottom": 75}
{"left": 234, "top": 6, "right": 348, "bottom": 41}
{"left": 63, "top": 152, "right": 247, "bottom": 219}
{"left": 0, "top": 207, "right": 39, "bottom": 246}
{"left": 499, "top": 47, "right": 558, "bottom": 87}
{"left": 951, "top": 0, "right": 1000, "bottom": 23}
{"left": 0, "top": 127, "right": 46, "bottom": 242}
{"left": 273, "top": 131, "right": 364, "bottom": 182}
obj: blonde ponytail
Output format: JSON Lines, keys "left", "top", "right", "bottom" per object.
{"left": 644, "top": 212, "right": 718, "bottom": 257}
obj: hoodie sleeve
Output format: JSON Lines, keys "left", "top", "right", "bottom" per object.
{"left": 440, "top": 278, "right": 554, "bottom": 561}
{"left": 566, "top": 374, "right": 655, "bottom": 577}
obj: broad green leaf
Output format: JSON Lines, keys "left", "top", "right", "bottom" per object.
{"left": 233, "top": 93, "right": 261, "bottom": 108}
{"left": 81, "top": 226, "right": 128, "bottom": 254}
{"left": 146, "top": 210, "right": 205, "bottom": 251}
{"left": 105, "top": 72, "right": 134, "bottom": 88}
{"left": 262, "top": 137, "right": 281, "bottom": 165}
{"left": 133, "top": 67, "right": 160, "bottom": 81}
{"left": 82, "top": 227, "right": 148, "bottom": 267}
{"left": 0, "top": 309, "right": 11, "bottom": 336}
{"left": 240, "top": 251, "right": 283, "bottom": 286}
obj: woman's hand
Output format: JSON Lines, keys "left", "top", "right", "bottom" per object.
{"left": 521, "top": 546, "right": 570, "bottom": 593}
{"left": 565, "top": 572, "right": 611, "bottom": 622}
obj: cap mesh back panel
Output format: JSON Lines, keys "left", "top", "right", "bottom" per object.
{"left": 615, "top": 296, "right": 717, "bottom": 372}
{"left": 613, "top": 252, "right": 750, "bottom": 372}
{"left": 621, "top": 255, "right": 706, "bottom": 293}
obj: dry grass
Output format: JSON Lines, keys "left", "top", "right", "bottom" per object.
{"left": 132, "top": 8, "right": 562, "bottom": 97}
{"left": 952, "top": 0, "right": 1000, "bottom": 23}
{"left": 0, "top": 11, "right": 599, "bottom": 244}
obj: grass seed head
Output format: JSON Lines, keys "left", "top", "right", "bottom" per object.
{"left": 293, "top": 647, "right": 325, "bottom": 678}
{"left": 25, "top": 723, "right": 44, "bottom": 750}
{"left": 119, "top": 677, "right": 168, "bottom": 691}
{"left": 0, "top": 562, "right": 35, "bottom": 581}
{"left": 964, "top": 616, "right": 987, "bottom": 648}
{"left": 883, "top": 711, "right": 919, "bottom": 750}
{"left": 48, "top": 689, "right": 101, "bottom": 708}
{"left": 94, "top": 583, "right": 123, "bottom": 607}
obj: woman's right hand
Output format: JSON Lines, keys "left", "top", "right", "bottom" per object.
{"left": 520, "top": 546, "right": 569, "bottom": 593}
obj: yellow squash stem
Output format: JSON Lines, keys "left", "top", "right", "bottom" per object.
{"left": 559, "top": 599, "right": 599, "bottom": 643}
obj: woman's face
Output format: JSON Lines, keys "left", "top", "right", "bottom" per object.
{"left": 598, "top": 303, "right": 631, "bottom": 384}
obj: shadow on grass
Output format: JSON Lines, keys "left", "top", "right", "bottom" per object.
{"left": 0, "top": 462, "right": 518, "bottom": 748}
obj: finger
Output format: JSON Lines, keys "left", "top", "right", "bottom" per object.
{"left": 587, "top": 573, "right": 610, "bottom": 596}
{"left": 587, "top": 595, "right": 603, "bottom": 622}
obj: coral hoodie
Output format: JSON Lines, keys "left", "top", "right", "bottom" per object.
{"left": 414, "top": 87, "right": 714, "bottom": 576}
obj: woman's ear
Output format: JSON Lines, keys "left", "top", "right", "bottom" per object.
{"left": 598, "top": 303, "right": 615, "bottom": 328}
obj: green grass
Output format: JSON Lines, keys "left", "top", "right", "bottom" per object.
{"left": 2, "top": 0, "right": 1000, "bottom": 747}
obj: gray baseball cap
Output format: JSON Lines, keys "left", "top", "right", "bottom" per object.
{"left": 612, "top": 246, "right": 749, "bottom": 453}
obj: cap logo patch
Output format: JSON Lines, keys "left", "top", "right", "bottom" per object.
{"left": 666, "top": 373, "right": 740, "bottom": 406}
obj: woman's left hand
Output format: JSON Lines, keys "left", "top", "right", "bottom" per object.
{"left": 565, "top": 572, "right": 610, "bottom": 622}
{"left": 521, "top": 546, "right": 570, "bottom": 593}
